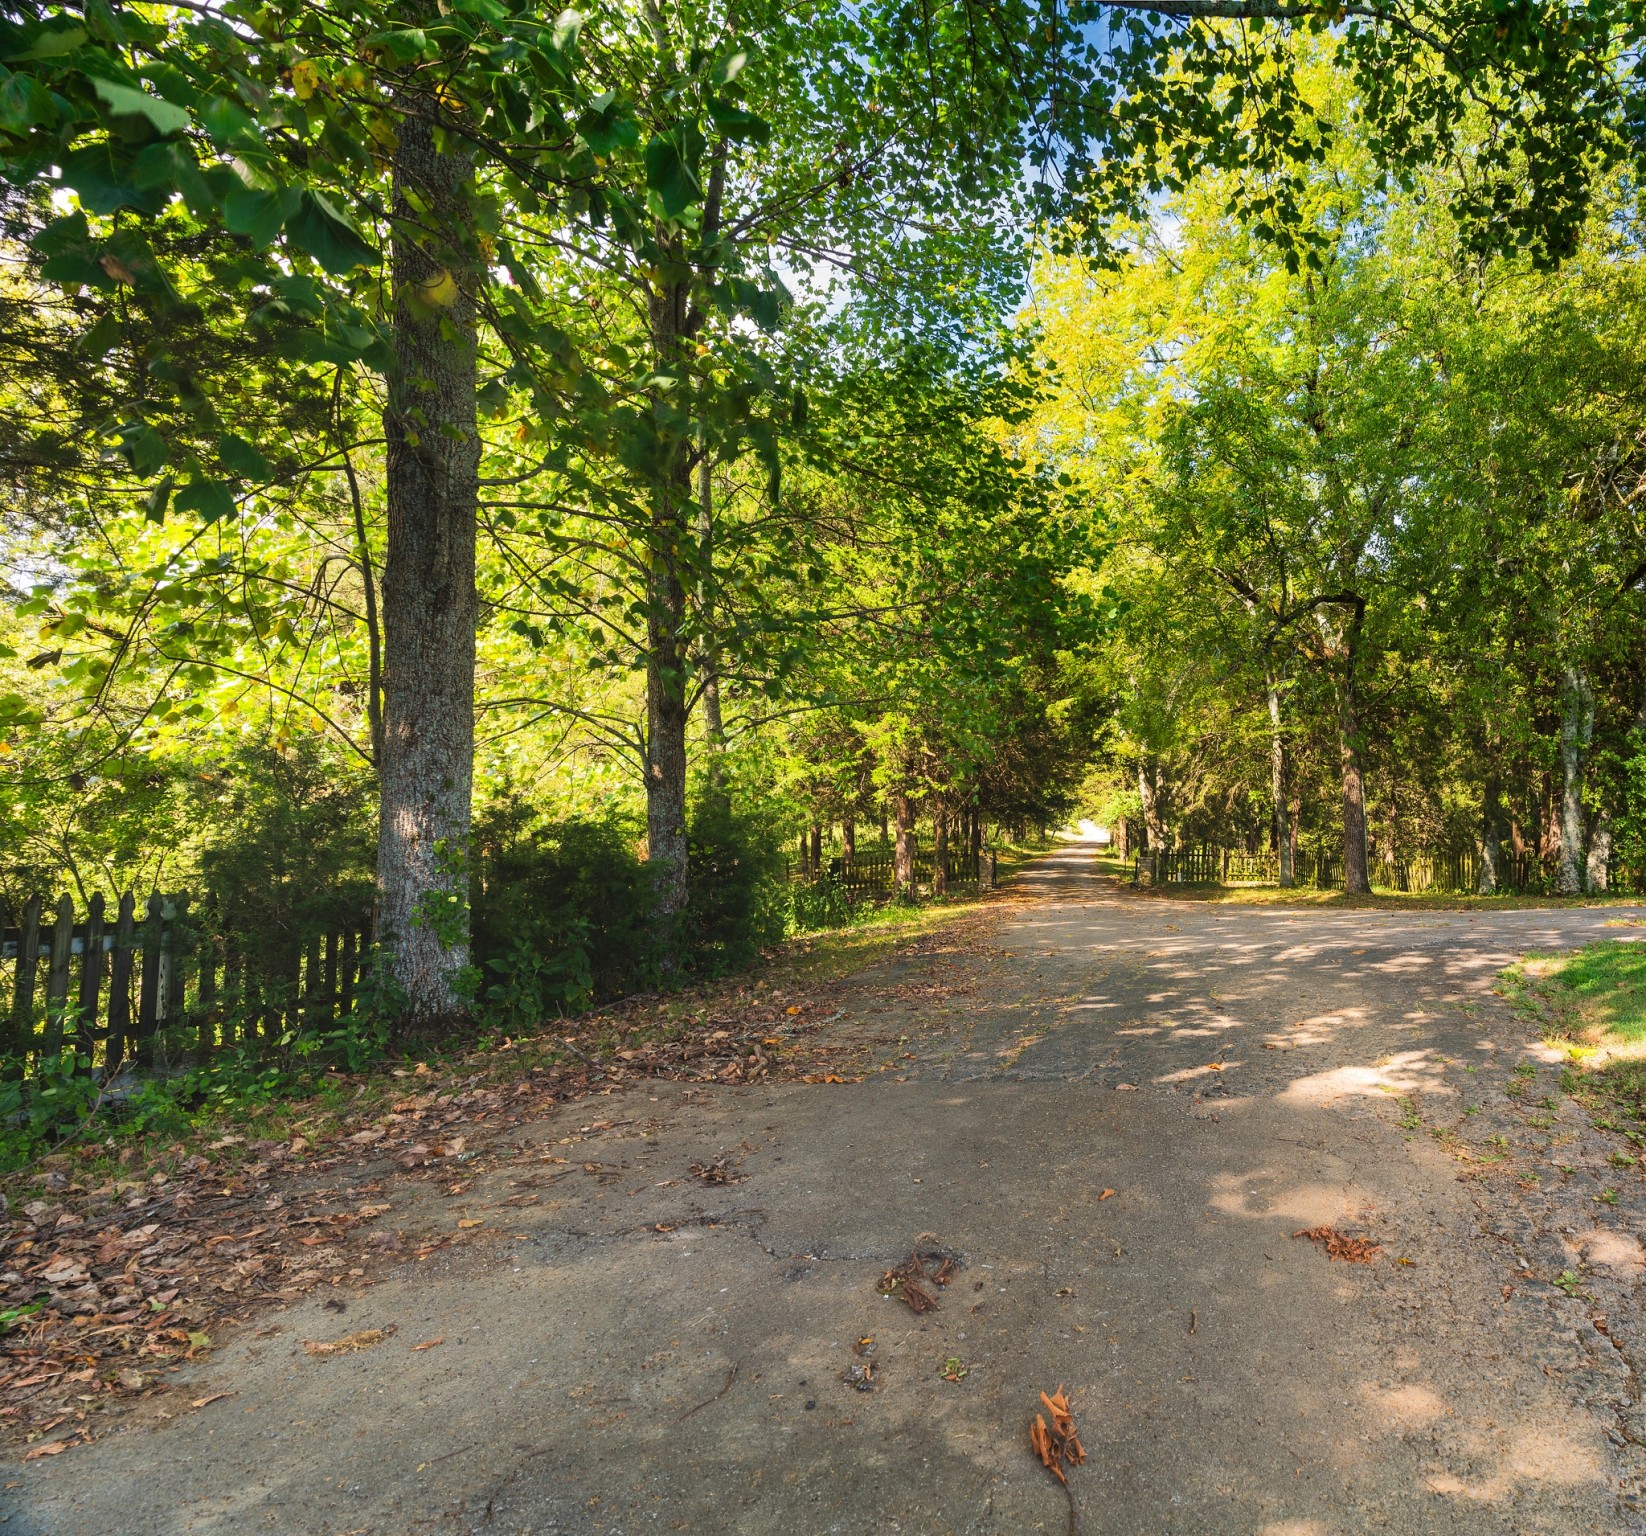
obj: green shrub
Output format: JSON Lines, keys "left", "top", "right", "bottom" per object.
{"left": 684, "top": 796, "right": 788, "bottom": 973}
{"left": 471, "top": 804, "right": 653, "bottom": 1013}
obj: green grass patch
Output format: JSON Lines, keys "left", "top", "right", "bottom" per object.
{"left": 1526, "top": 941, "right": 1646, "bottom": 1043}
{"left": 1509, "top": 939, "right": 1646, "bottom": 1122}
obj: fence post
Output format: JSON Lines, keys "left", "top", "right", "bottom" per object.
{"left": 75, "top": 892, "right": 105, "bottom": 1062}
{"left": 105, "top": 892, "right": 136, "bottom": 1074}
{"left": 322, "top": 931, "right": 339, "bottom": 1027}
{"left": 42, "top": 893, "right": 74, "bottom": 1056}
{"left": 340, "top": 929, "right": 358, "bottom": 1016}
{"left": 197, "top": 914, "right": 218, "bottom": 1057}
{"left": 136, "top": 892, "right": 163, "bottom": 1067}
{"left": 10, "top": 893, "right": 41, "bottom": 1063}
{"left": 164, "top": 896, "right": 188, "bottom": 1053}
{"left": 302, "top": 935, "right": 322, "bottom": 1032}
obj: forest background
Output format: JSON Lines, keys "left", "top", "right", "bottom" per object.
{"left": 0, "top": 0, "right": 1644, "bottom": 1129}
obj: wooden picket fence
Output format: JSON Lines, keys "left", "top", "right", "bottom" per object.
{"left": 789, "top": 847, "right": 995, "bottom": 896}
{"left": 1, "top": 890, "right": 372, "bottom": 1080}
{"left": 1132, "top": 845, "right": 1618, "bottom": 894}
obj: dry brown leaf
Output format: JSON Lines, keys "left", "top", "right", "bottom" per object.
{"left": 22, "top": 1440, "right": 71, "bottom": 1460}
{"left": 190, "top": 1392, "right": 233, "bottom": 1409}
{"left": 412, "top": 1338, "right": 444, "bottom": 1352}
{"left": 457, "top": 1219, "right": 484, "bottom": 1229}
{"left": 1098, "top": 1188, "right": 1115, "bottom": 1201}
{"left": 302, "top": 1329, "right": 389, "bottom": 1358}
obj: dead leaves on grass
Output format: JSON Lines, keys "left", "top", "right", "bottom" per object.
{"left": 1292, "top": 1226, "right": 1381, "bottom": 1263}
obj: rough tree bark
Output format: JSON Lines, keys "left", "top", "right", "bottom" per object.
{"left": 1138, "top": 762, "right": 1166, "bottom": 852}
{"left": 643, "top": 253, "right": 693, "bottom": 956}
{"left": 893, "top": 789, "right": 916, "bottom": 897}
{"left": 1267, "top": 675, "right": 1293, "bottom": 887}
{"left": 1557, "top": 663, "right": 1594, "bottom": 895}
{"left": 1317, "top": 601, "right": 1370, "bottom": 895}
{"left": 1478, "top": 772, "right": 1504, "bottom": 896}
{"left": 696, "top": 453, "right": 724, "bottom": 794}
{"left": 1114, "top": 815, "right": 1128, "bottom": 860}
{"left": 1587, "top": 811, "right": 1613, "bottom": 893}
{"left": 377, "top": 112, "right": 479, "bottom": 1028}
{"left": 842, "top": 818, "right": 855, "bottom": 869}
{"left": 1338, "top": 682, "right": 1371, "bottom": 895}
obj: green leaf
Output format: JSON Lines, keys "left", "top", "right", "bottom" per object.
{"left": 284, "top": 190, "right": 376, "bottom": 274}
{"left": 0, "top": 71, "right": 58, "bottom": 134}
{"left": 174, "top": 480, "right": 236, "bottom": 523}
{"left": 552, "top": 10, "right": 583, "bottom": 51}
{"left": 223, "top": 185, "right": 299, "bottom": 247}
{"left": 365, "top": 28, "right": 429, "bottom": 62}
{"left": 60, "top": 142, "right": 166, "bottom": 216}
{"left": 81, "top": 312, "right": 120, "bottom": 360}
{"left": 217, "top": 433, "right": 272, "bottom": 480}
{"left": 118, "top": 422, "right": 169, "bottom": 477}
{"left": 31, "top": 210, "right": 105, "bottom": 285}
{"left": 706, "top": 97, "right": 770, "bottom": 145}
{"left": 5, "top": 23, "right": 87, "bottom": 62}
{"left": 578, "top": 95, "right": 637, "bottom": 157}
{"left": 199, "top": 95, "right": 259, "bottom": 147}
{"left": 90, "top": 76, "right": 190, "bottom": 137}
{"left": 144, "top": 475, "right": 173, "bottom": 524}
{"left": 643, "top": 124, "right": 703, "bottom": 220}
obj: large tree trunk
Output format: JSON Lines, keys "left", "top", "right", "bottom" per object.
{"left": 1114, "top": 815, "right": 1128, "bottom": 860}
{"left": 377, "top": 112, "right": 479, "bottom": 1028}
{"left": 696, "top": 453, "right": 724, "bottom": 794}
{"left": 1318, "top": 602, "right": 1370, "bottom": 895}
{"left": 893, "top": 789, "right": 916, "bottom": 897}
{"left": 1587, "top": 810, "right": 1614, "bottom": 893}
{"left": 1267, "top": 675, "right": 1293, "bottom": 887}
{"left": 644, "top": 265, "right": 693, "bottom": 957}
{"left": 1478, "top": 772, "right": 1504, "bottom": 895}
{"left": 1338, "top": 677, "right": 1370, "bottom": 894}
{"left": 1557, "top": 663, "right": 1594, "bottom": 895}
{"left": 1138, "top": 762, "right": 1166, "bottom": 851}
{"left": 842, "top": 818, "right": 855, "bottom": 870}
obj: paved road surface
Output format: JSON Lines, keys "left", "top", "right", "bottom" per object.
{"left": 14, "top": 845, "right": 1646, "bottom": 1535}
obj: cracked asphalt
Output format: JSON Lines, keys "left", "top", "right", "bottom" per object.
{"left": 11, "top": 843, "right": 1646, "bottom": 1535}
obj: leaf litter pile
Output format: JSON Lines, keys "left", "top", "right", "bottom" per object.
{"left": 1292, "top": 1225, "right": 1381, "bottom": 1263}
{"left": 1031, "top": 1384, "right": 1086, "bottom": 1533}
{"left": 0, "top": 924, "right": 999, "bottom": 1456}
{"left": 876, "top": 1245, "right": 960, "bottom": 1313}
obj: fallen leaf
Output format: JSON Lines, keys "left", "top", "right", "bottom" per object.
{"left": 190, "top": 1392, "right": 233, "bottom": 1409}
{"left": 1115, "top": 1082, "right": 1139, "bottom": 1092}
{"left": 1098, "top": 1188, "right": 1115, "bottom": 1201}
{"left": 412, "top": 1338, "right": 444, "bottom": 1352}
{"left": 22, "top": 1441, "right": 71, "bottom": 1460}
{"left": 457, "top": 1219, "right": 484, "bottom": 1229}
{"left": 303, "top": 1329, "right": 389, "bottom": 1357}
